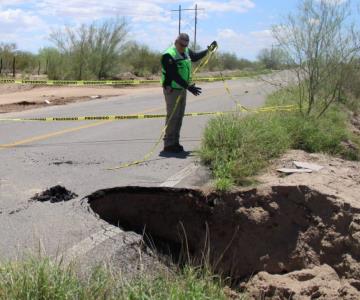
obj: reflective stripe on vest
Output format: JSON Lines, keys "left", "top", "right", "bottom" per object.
{"left": 161, "top": 46, "right": 192, "bottom": 89}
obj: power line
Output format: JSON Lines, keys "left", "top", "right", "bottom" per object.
{"left": 194, "top": 4, "right": 198, "bottom": 50}
{"left": 171, "top": 4, "right": 204, "bottom": 50}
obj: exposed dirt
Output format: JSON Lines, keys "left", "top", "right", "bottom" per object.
{"left": 0, "top": 71, "right": 269, "bottom": 113}
{"left": 87, "top": 184, "right": 360, "bottom": 298}
{"left": 0, "top": 70, "right": 285, "bottom": 113}
{"left": 246, "top": 264, "right": 360, "bottom": 299}
{"left": 31, "top": 185, "right": 78, "bottom": 203}
{"left": 0, "top": 84, "right": 159, "bottom": 113}
{"left": 84, "top": 149, "right": 360, "bottom": 299}
{"left": 258, "top": 150, "right": 360, "bottom": 209}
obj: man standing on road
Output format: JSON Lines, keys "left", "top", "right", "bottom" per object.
{"left": 161, "top": 33, "right": 217, "bottom": 153}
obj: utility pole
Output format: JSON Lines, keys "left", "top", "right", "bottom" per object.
{"left": 171, "top": 4, "right": 204, "bottom": 50}
{"left": 12, "top": 56, "right": 16, "bottom": 78}
{"left": 178, "top": 5, "right": 181, "bottom": 35}
{"left": 171, "top": 5, "right": 182, "bottom": 34}
{"left": 194, "top": 4, "right": 198, "bottom": 50}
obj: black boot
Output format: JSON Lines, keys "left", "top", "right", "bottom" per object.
{"left": 163, "top": 144, "right": 184, "bottom": 153}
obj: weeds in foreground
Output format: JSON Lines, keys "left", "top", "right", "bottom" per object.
{"left": 0, "top": 256, "right": 239, "bottom": 300}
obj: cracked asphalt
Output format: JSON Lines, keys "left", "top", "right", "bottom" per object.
{"left": 0, "top": 72, "right": 289, "bottom": 260}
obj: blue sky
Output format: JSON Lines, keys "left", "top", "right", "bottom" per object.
{"left": 0, "top": 0, "right": 358, "bottom": 60}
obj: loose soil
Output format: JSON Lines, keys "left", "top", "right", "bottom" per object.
{"left": 258, "top": 150, "right": 360, "bottom": 209}
{"left": 0, "top": 84, "right": 160, "bottom": 113}
{"left": 86, "top": 150, "right": 360, "bottom": 300}
{"left": 32, "top": 185, "right": 78, "bottom": 203}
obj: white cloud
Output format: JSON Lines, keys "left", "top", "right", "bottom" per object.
{"left": 250, "top": 29, "right": 273, "bottom": 41}
{"left": 215, "top": 28, "right": 275, "bottom": 59}
{"left": 0, "top": 1, "right": 260, "bottom": 58}
{"left": 194, "top": 0, "right": 255, "bottom": 13}
{"left": 32, "top": 0, "right": 255, "bottom": 23}
{"left": 35, "top": 0, "right": 173, "bottom": 23}
{"left": 0, "top": 9, "right": 48, "bottom": 51}
{"left": 218, "top": 28, "right": 239, "bottom": 39}
{"left": 0, "top": 0, "right": 27, "bottom": 6}
{"left": 318, "top": 0, "right": 346, "bottom": 5}
{"left": 0, "top": 9, "right": 45, "bottom": 32}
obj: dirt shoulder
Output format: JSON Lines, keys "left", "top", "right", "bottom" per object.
{"left": 0, "top": 84, "right": 160, "bottom": 113}
{"left": 237, "top": 150, "right": 360, "bottom": 299}
{"left": 0, "top": 69, "right": 276, "bottom": 114}
{"left": 256, "top": 149, "right": 360, "bottom": 209}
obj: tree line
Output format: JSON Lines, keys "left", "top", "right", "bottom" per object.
{"left": 273, "top": 0, "right": 360, "bottom": 116}
{"left": 0, "top": 18, "right": 288, "bottom": 80}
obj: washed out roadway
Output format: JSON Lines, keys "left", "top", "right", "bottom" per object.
{"left": 0, "top": 72, "right": 288, "bottom": 259}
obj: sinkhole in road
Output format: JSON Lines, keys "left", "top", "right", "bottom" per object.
{"left": 87, "top": 185, "right": 360, "bottom": 286}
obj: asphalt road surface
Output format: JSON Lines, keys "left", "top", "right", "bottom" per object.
{"left": 0, "top": 73, "right": 289, "bottom": 261}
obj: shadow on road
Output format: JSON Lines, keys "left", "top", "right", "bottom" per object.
{"left": 158, "top": 150, "right": 193, "bottom": 159}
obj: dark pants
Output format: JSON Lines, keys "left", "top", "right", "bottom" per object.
{"left": 163, "top": 87, "right": 187, "bottom": 147}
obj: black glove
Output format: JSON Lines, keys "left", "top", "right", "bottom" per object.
{"left": 208, "top": 41, "right": 218, "bottom": 51}
{"left": 187, "top": 84, "right": 202, "bottom": 96}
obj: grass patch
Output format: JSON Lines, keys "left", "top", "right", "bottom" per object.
{"left": 0, "top": 257, "right": 240, "bottom": 300}
{"left": 268, "top": 88, "right": 360, "bottom": 160}
{"left": 200, "top": 113, "right": 291, "bottom": 190}
{"left": 200, "top": 87, "right": 360, "bottom": 190}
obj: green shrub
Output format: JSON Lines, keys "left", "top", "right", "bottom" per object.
{"left": 268, "top": 87, "right": 358, "bottom": 160}
{"left": 120, "top": 42, "right": 161, "bottom": 77}
{"left": 282, "top": 111, "right": 347, "bottom": 154}
{"left": 0, "top": 257, "right": 235, "bottom": 300}
{"left": 200, "top": 113, "right": 291, "bottom": 188}
{"left": 200, "top": 91, "right": 359, "bottom": 189}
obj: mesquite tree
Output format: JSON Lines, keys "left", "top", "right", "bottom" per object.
{"left": 273, "top": 0, "right": 360, "bottom": 117}
{"left": 50, "top": 18, "right": 128, "bottom": 80}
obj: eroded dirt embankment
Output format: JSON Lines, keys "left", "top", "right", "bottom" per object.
{"left": 87, "top": 185, "right": 360, "bottom": 299}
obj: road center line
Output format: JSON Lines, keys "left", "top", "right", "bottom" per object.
{"left": 0, "top": 120, "right": 111, "bottom": 149}
{"left": 0, "top": 90, "right": 220, "bottom": 149}
{"left": 0, "top": 105, "right": 161, "bottom": 149}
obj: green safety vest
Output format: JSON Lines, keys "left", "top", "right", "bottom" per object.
{"left": 161, "top": 46, "right": 192, "bottom": 90}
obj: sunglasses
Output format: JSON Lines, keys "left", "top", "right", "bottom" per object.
{"left": 179, "top": 40, "right": 189, "bottom": 48}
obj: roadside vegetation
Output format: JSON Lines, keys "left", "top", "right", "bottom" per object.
{"left": 0, "top": 18, "right": 284, "bottom": 81}
{"left": 201, "top": 88, "right": 360, "bottom": 190}
{"left": 200, "top": 0, "right": 360, "bottom": 191}
{"left": 0, "top": 257, "right": 242, "bottom": 300}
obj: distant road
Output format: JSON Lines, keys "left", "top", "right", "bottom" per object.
{"left": 0, "top": 71, "right": 290, "bottom": 259}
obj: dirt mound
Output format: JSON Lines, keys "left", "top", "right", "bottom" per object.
{"left": 87, "top": 185, "right": 360, "bottom": 298}
{"left": 32, "top": 185, "right": 78, "bottom": 203}
{"left": 245, "top": 264, "right": 359, "bottom": 299}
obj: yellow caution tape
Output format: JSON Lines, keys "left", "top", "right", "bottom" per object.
{"left": 107, "top": 94, "right": 184, "bottom": 170}
{"left": 0, "top": 111, "right": 222, "bottom": 122}
{"left": 0, "top": 45, "right": 297, "bottom": 170}
{"left": 0, "top": 76, "right": 246, "bottom": 86}
{"left": 0, "top": 106, "right": 298, "bottom": 123}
